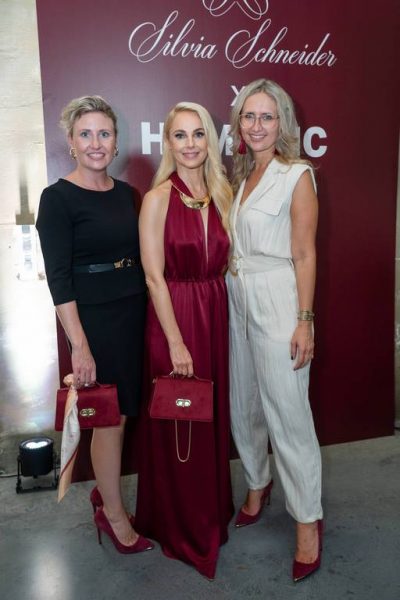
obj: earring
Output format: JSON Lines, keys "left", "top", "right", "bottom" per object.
{"left": 69, "top": 147, "right": 77, "bottom": 159}
{"left": 114, "top": 147, "right": 119, "bottom": 157}
{"left": 238, "top": 135, "right": 247, "bottom": 155}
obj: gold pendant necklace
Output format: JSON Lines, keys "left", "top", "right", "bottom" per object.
{"left": 172, "top": 184, "right": 211, "bottom": 210}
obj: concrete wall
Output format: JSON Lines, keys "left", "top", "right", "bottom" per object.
{"left": 0, "top": 0, "right": 47, "bottom": 223}
{"left": 0, "top": 1, "right": 58, "bottom": 464}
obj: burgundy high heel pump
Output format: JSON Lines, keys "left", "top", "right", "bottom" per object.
{"left": 90, "top": 486, "right": 136, "bottom": 526}
{"left": 235, "top": 480, "right": 274, "bottom": 527}
{"left": 292, "top": 519, "right": 323, "bottom": 582}
{"left": 90, "top": 486, "right": 103, "bottom": 513}
{"left": 94, "top": 507, "right": 154, "bottom": 554}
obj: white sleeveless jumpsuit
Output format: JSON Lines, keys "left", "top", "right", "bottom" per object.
{"left": 227, "top": 158, "right": 323, "bottom": 523}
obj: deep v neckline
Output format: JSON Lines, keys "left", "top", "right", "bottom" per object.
{"left": 170, "top": 172, "right": 210, "bottom": 263}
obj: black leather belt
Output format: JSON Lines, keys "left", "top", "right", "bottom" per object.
{"left": 73, "top": 258, "right": 140, "bottom": 274}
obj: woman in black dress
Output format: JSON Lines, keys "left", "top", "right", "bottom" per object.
{"left": 36, "top": 95, "right": 153, "bottom": 554}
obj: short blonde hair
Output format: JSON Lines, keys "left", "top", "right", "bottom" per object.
{"left": 60, "top": 95, "right": 118, "bottom": 137}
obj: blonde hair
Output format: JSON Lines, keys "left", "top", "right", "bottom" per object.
{"left": 230, "top": 79, "right": 310, "bottom": 194}
{"left": 153, "top": 102, "right": 232, "bottom": 231}
{"left": 60, "top": 95, "right": 118, "bottom": 137}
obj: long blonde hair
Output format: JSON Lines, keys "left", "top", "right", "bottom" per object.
{"left": 230, "top": 79, "right": 311, "bottom": 194}
{"left": 153, "top": 102, "right": 232, "bottom": 231}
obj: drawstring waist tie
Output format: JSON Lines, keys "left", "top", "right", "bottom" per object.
{"left": 228, "top": 255, "right": 293, "bottom": 338}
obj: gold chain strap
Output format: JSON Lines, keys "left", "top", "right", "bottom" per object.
{"left": 175, "top": 420, "right": 192, "bottom": 463}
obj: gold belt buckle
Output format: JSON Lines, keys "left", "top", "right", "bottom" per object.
{"left": 114, "top": 258, "right": 133, "bottom": 269}
{"left": 229, "top": 256, "right": 239, "bottom": 277}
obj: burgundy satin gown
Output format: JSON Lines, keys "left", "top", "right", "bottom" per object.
{"left": 135, "top": 172, "right": 234, "bottom": 579}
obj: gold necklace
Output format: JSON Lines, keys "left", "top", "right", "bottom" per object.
{"left": 172, "top": 183, "right": 211, "bottom": 210}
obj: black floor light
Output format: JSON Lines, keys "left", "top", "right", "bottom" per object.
{"left": 16, "top": 437, "right": 58, "bottom": 493}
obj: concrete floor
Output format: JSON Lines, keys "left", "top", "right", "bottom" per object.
{"left": 1, "top": 216, "right": 399, "bottom": 599}
{"left": 1, "top": 434, "right": 399, "bottom": 600}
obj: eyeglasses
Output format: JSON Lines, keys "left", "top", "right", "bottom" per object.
{"left": 239, "top": 113, "right": 280, "bottom": 128}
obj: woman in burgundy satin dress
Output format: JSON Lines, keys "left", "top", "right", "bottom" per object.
{"left": 135, "top": 102, "right": 234, "bottom": 578}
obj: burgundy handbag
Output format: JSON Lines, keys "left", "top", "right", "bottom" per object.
{"left": 149, "top": 375, "right": 213, "bottom": 463}
{"left": 54, "top": 382, "right": 121, "bottom": 431}
{"left": 149, "top": 375, "right": 213, "bottom": 422}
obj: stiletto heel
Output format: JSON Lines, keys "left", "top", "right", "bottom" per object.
{"left": 90, "top": 486, "right": 135, "bottom": 526}
{"left": 292, "top": 519, "right": 323, "bottom": 582}
{"left": 94, "top": 507, "right": 154, "bottom": 554}
{"left": 235, "top": 480, "right": 274, "bottom": 528}
{"left": 96, "top": 523, "right": 102, "bottom": 545}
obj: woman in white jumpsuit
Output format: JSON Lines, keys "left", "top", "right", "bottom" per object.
{"left": 227, "top": 79, "right": 323, "bottom": 582}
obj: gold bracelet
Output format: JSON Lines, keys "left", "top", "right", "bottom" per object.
{"left": 298, "top": 310, "right": 315, "bottom": 321}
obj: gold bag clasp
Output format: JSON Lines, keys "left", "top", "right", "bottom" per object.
{"left": 79, "top": 407, "right": 96, "bottom": 418}
{"left": 176, "top": 399, "right": 191, "bottom": 408}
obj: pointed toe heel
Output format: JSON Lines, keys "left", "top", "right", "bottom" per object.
{"left": 235, "top": 480, "right": 274, "bottom": 528}
{"left": 132, "top": 535, "right": 155, "bottom": 553}
{"left": 292, "top": 519, "right": 323, "bottom": 582}
{"left": 94, "top": 507, "right": 154, "bottom": 554}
